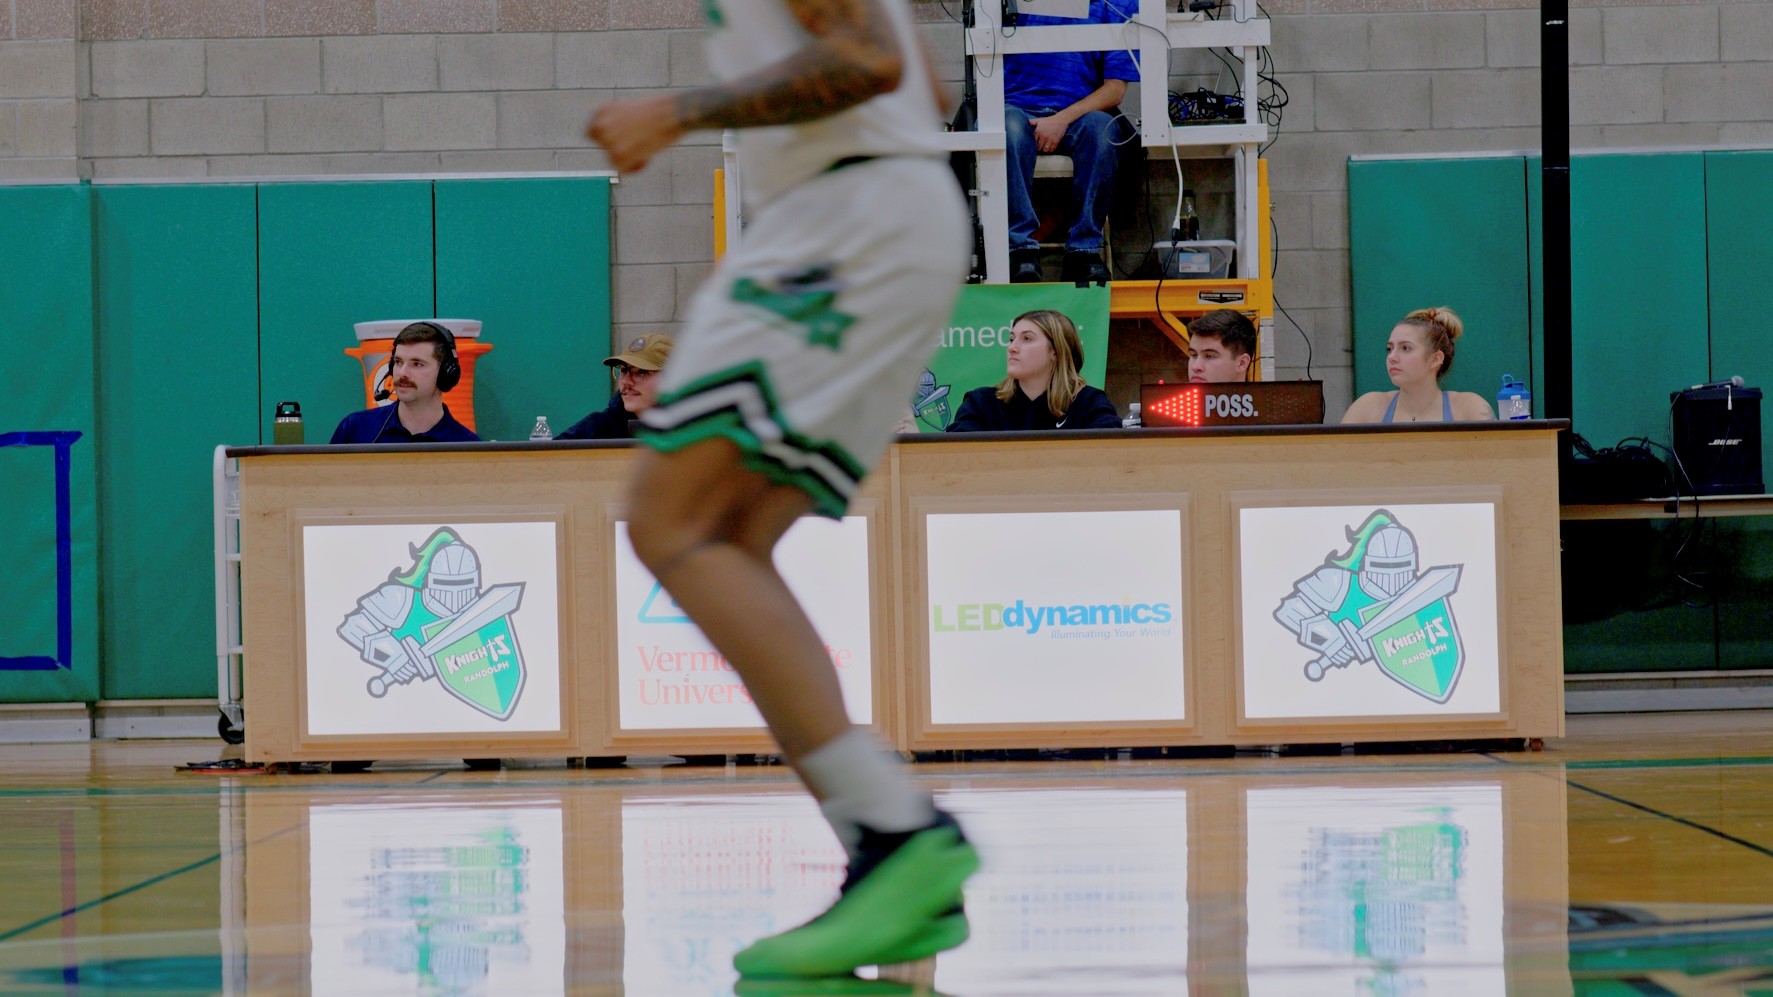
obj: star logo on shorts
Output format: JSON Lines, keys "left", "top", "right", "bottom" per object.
{"left": 731, "top": 270, "right": 857, "bottom": 352}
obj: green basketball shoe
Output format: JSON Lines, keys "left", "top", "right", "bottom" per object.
{"left": 734, "top": 810, "right": 979, "bottom": 979}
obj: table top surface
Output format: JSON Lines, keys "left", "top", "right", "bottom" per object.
{"left": 227, "top": 419, "right": 1571, "bottom": 459}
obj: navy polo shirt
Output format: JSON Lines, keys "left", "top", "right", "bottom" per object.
{"left": 330, "top": 405, "right": 480, "bottom": 444}
{"left": 1004, "top": 0, "right": 1141, "bottom": 115}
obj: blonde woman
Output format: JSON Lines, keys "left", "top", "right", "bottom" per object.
{"left": 947, "top": 309, "right": 1121, "bottom": 431}
{"left": 1342, "top": 306, "right": 1495, "bottom": 424}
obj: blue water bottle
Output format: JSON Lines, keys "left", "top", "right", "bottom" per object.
{"left": 1497, "top": 375, "right": 1531, "bottom": 420}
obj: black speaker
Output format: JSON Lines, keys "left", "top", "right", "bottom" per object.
{"left": 1671, "top": 383, "right": 1763, "bottom": 495}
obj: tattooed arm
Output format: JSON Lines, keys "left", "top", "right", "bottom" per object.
{"left": 588, "top": 0, "right": 906, "bottom": 172}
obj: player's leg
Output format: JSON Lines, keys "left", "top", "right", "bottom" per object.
{"left": 627, "top": 445, "right": 975, "bottom": 978}
{"left": 625, "top": 441, "right": 848, "bottom": 760}
{"left": 630, "top": 156, "right": 976, "bottom": 978}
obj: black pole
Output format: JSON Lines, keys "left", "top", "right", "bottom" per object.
{"left": 1542, "top": 0, "right": 1572, "bottom": 462}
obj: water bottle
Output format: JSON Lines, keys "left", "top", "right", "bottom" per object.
{"left": 530, "top": 416, "right": 553, "bottom": 441}
{"left": 1122, "top": 402, "right": 1143, "bottom": 429}
{"left": 273, "top": 401, "right": 304, "bottom": 445}
{"left": 1497, "top": 375, "right": 1531, "bottom": 421}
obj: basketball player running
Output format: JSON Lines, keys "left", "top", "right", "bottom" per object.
{"left": 586, "top": 0, "right": 976, "bottom": 980}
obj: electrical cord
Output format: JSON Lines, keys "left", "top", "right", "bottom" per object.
{"left": 1271, "top": 293, "right": 1314, "bottom": 381}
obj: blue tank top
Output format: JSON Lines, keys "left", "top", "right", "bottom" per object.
{"left": 1382, "top": 391, "right": 1452, "bottom": 423}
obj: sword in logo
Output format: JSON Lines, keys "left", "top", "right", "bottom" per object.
{"left": 367, "top": 584, "right": 525, "bottom": 697}
{"left": 1353, "top": 565, "right": 1461, "bottom": 644}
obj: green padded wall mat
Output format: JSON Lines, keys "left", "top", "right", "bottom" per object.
{"left": 257, "top": 182, "right": 435, "bottom": 443}
{"left": 1348, "top": 157, "right": 1533, "bottom": 415}
{"left": 434, "top": 178, "right": 612, "bottom": 443}
{"left": 0, "top": 185, "right": 99, "bottom": 702}
{"left": 1564, "top": 153, "right": 1710, "bottom": 450}
{"left": 1703, "top": 150, "right": 1773, "bottom": 475}
{"left": 94, "top": 185, "right": 261, "bottom": 699}
{"left": 1704, "top": 151, "right": 1773, "bottom": 668}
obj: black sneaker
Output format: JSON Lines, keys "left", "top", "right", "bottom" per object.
{"left": 1062, "top": 251, "right": 1110, "bottom": 285}
{"left": 1009, "top": 249, "right": 1043, "bottom": 284}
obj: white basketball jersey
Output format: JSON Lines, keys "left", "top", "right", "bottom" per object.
{"left": 702, "top": 0, "right": 945, "bottom": 207}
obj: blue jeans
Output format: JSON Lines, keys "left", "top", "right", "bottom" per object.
{"left": 1004, "top": 106, "right": 1128, "bottom": 254}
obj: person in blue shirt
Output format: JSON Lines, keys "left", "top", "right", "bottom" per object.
{"left": 1004, "top": 0, "right": 1140, "bottom": 284}
{"left": 948, "top": 309, "right": 1120, "bottom": 431}
{"left": 556, "top": 333, "right": 675, "bottom": 441}
{"left": 331, "top": 321, "right": 480, "bottom": 444}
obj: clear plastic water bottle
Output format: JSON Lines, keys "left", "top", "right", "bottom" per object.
{"left": 530, "top": 416, "right": 553, "bottom": 441}
{"left": 1122, "top": 402, "right": 1143, "bottom": 429}
{"left": 1497, "top": 375, "right": 1531, "bottom": 421}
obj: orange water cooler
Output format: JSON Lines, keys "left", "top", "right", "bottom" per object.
{"left": 345, "top": 319, "right": 494, "bottom": 433}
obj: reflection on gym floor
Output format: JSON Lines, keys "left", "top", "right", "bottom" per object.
{"left": 2, "top": 715, "right": 1772, "bottom": 994}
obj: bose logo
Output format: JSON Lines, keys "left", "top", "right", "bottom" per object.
{"left": 1206, "top": 393, "right": 1258, "bottom": 418}
{"left": 1708, "top": 438, "right": 1743, "bottom": 446}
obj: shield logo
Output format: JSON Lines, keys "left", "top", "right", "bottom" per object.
{"left": 1358, "top": 570, "right": 1465, "bottom": 703}
{"left": 418, "top": 583, "right": 528, "bottom": 720}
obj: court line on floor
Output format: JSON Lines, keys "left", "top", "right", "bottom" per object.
{"left": 1484, "top": 752, "right": 1773, "bottom": 859}
{"left": 0, "top": 853, "right": 221, "bottom": 944}
{"left": 1563, "top": 779, "right": 1773, "bottom": 859}
{"left": 0, "top": 821, "right": 305, "bottom": 945}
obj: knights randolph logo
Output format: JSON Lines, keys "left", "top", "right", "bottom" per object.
{"left": 336, "top": 527, "right": 528, "bottom": 720}
{"left": 1271, "top": 510, "right": 1466, "bottom": 703}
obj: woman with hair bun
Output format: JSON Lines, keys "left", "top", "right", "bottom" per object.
{"left": 1341, "top": 306, "right": 1495, "bottom": 424}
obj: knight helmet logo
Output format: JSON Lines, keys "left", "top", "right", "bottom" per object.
{"left": 1270, "top": 510, "right": 1467, "bottom": 703}
{"left": 335, "top": 527, "right": 529, "bottom": 720}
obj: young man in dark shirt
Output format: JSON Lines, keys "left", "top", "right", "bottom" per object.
{"left": 1187, "top": 309, "right": 1256, "bottom": 384}
{"left": 556, "top": 333, "right": 675, "bottom": 441}
{"left": 331, "top": 322, "right": 479, "bottom": 444}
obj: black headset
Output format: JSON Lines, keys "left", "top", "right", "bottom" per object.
{"left": 375, "top": 321, "right": 461, "bottom": 400}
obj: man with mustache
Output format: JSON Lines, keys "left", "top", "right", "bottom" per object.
{"left": 330, "top": 321, "right": 480, "bottom": 444}
{"left": 556, "top": 333, "right": 675, "bottom": 440}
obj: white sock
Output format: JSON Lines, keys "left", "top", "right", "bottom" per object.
{"left": 798, "top": 728, "right": 937, "bottom": 862}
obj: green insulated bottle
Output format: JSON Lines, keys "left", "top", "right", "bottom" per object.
{"left": 273, "top": 401, "right": 304, "bottom": 445}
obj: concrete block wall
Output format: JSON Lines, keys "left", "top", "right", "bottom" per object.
{"left": 0, "top": 0, "right": 78, "bottom": 178}
{"left": 1, "top": 0, "right": 1770, "bottom": 404}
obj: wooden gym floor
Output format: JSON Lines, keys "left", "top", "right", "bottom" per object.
{"left": 0, "top": 711, "right": 1770, "bottom": 995}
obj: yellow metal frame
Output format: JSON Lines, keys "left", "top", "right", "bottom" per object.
{"left": 1110, "top": 159, "right": 1274, "bottom": 380}
{"left": 712, "top": 160, "right": 1275, "bottom": 377}
{"left": 713, "top": 168, "right": 727, "bottom": 260}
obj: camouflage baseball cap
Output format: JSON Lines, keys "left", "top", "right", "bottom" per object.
{"left": 604, "top": 333, "right": 674, "bottom": 371}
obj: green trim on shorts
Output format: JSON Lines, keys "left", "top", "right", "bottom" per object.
{"left": 640, "top": 361, "right": 867, "bottom": 520}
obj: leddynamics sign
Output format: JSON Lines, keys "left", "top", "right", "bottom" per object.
{"left": 925, "top": 510, "right": 1187, "bottom": 725}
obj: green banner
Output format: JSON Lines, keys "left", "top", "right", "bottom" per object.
{"left": 906, "top": 283, "right": 1112, "bottom": 432}
{"left": 0, "top": 185, "right": 99, "bottom": 702}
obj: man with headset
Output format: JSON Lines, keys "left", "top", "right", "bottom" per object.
{"left": 331, "top": 321, "right": 480, "bottom": 444}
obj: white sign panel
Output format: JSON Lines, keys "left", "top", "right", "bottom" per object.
{"left": 621, "top": 794, "right": 844, "bottom": 996}
{"left": 303, "top": 521, "right": 563, "bottom": 736}
{"left": 925, "top": 510, "right": 1186, "bottom": 724}
{"left": 613, "top": 517, "right": 873, "bottom": 730}
{"left": 1239, "top": 503, "right": 1501, "bottom": 719}
{"left": 932, "top": 788, "right": 1188, "bottom": 994}
{"left": 309, "top": 802, "right": 566, "bottom": 997}
{"left": 1245, "top": 784, "right": 1505, "bottom": 995}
